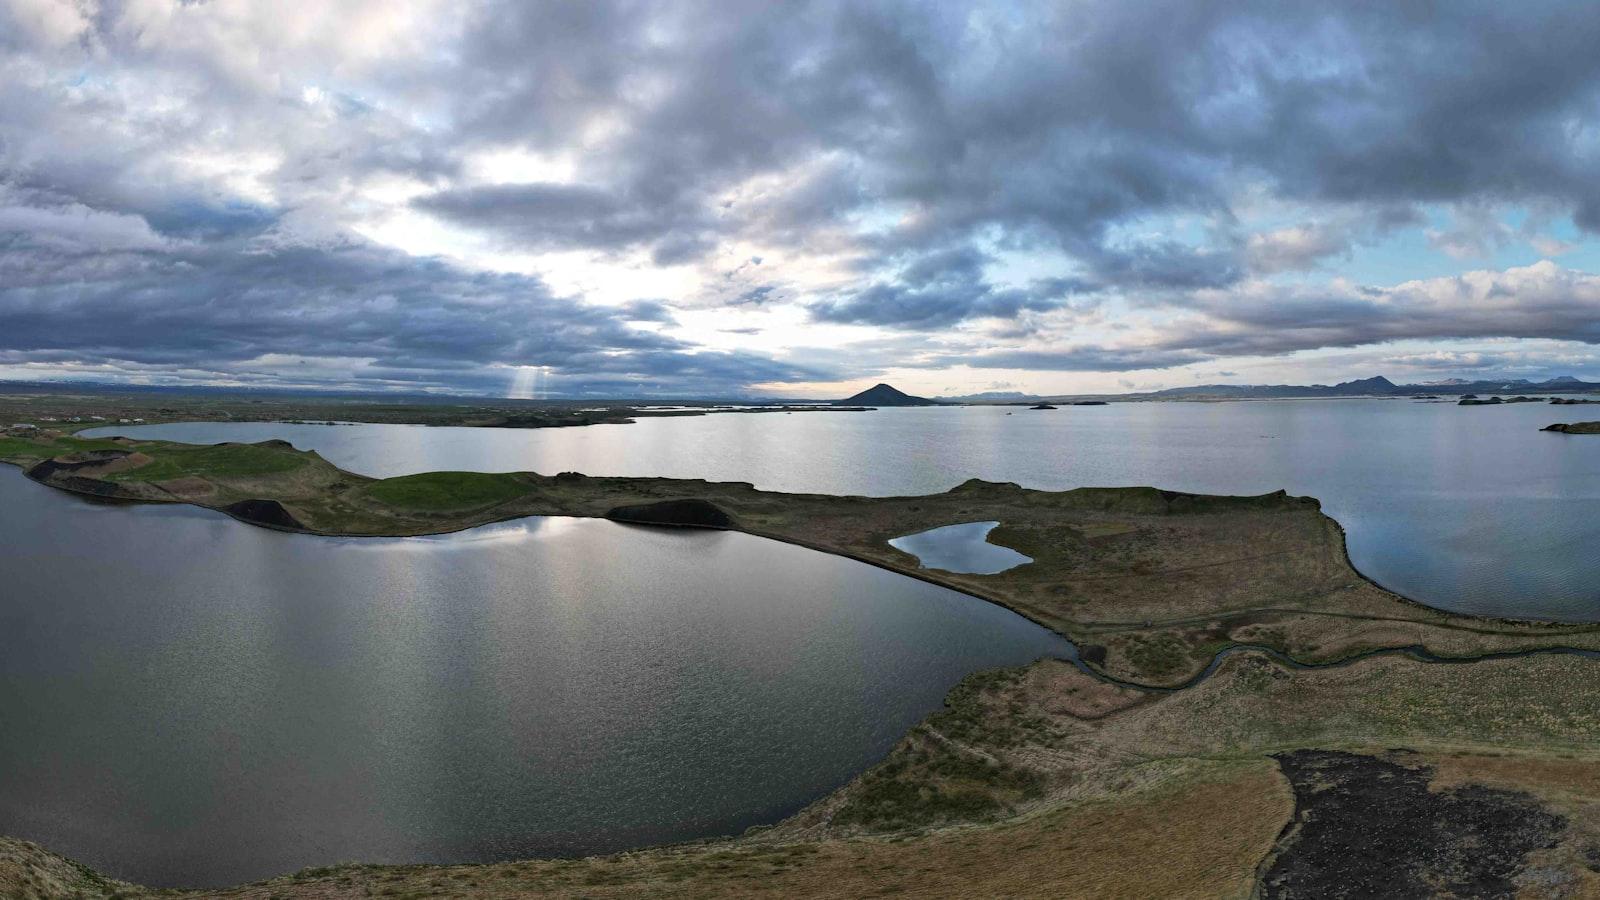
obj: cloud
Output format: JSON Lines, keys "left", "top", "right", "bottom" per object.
{"left": 403, "top": 1, "right": 1600, "bottom": 326}
{"left": 1245, "top": 224, "right": 1354, "bottom": 274}
{"left": 897, "top": 261, "right": 1600, "bottom": 374}
{"left": 920, "top": 346, "right": 1208, "bottom": 373}
{"left": 9, "top": 0, "right": 1600, "bottom": 390}
{"left": 619, "top": 299, "right": 677, "bottom": 323}
{"left": 1425, "top": 206, "right": 1514, "bottom": 260}
{"left": 810, "top": 247, "right": 1084, "bottom": 327}
{"left": 732, "top": 285, "right": 779, "bottom": 306}
{"left": 0, "top": 201, "right": 173, "bottom": 253}
{"left": 1161, "top": 262, "right": 1600, "bottom": 358}
{"left": 412, "top": 182, "right": 711, "bottom": 260}
{"left": 1379, "top": 351, "right": 1510, "bottom": 372}
{"left": 0, "top": 218, "right": 830, "bottom": 394}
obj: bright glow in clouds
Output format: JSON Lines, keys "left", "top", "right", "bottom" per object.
{"left": 508, "top": 366, "right": 550, "bottom": 400}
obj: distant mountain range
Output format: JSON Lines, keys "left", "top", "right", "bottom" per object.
{"left": 939, "top": 391, "right": 1035, "bottom": 402}
{"left": 839, "top": 376, "right": 1600, "bottom": 406}
{"left": 1108, "top": 375, "right": 1599, "bottom": 401}
{"left": 9, "top": 374, "right": 1595, "bottom": 408}
{"left": 838, "top": 383, "right": 941, "bottom": 406}
{"left": 906, "top": 375, "right": 1600, "bottom": 404}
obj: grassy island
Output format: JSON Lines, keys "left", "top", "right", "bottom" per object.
{"left": 5, "top": 428, "right": 1600, "bottom": 897}
{"left": 1544, "top": 421, "right": 1600, "bottom": 434}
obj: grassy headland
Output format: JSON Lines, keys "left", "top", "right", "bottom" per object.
{"left": 4, "top": 428, "right": 1596, "bottom": 687}
{"left": 5, "top": 427, "right": 1600, "bottom": 896}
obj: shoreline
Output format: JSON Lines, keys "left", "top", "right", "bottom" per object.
{"left": 10, "top": 459, "right": 1600, "bottom": 698}
{"left": 8, "top": 434, "right": 1600, "bottom": 894}
{"left": 5, "top": 439, "right": 1600, "bottom": 677}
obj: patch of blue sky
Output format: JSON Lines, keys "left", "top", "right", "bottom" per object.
{"left": 1100, "top": 212, "right": 1216, "bottom": 250}
{"left": 1336, "top": 207, "right": 1586, "bottom": 286}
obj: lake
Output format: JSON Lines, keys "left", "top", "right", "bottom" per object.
{"left": 91, "top": 400, "right": 1600, "bottom": 620}
{"left": 0, "top": 466, "right": 1071, "bottom": 887}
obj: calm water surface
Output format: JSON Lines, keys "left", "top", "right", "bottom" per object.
{"left": 0, "top": 467, "right": 1070, "bottom": 887}
{"left": 94, "top": 400, "right": 1600, "bottom": 619}
{"left": 889, "top": 521, "right": 1033, "bottom": 575}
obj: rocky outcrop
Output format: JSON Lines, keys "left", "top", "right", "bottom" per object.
{"left": 223, "top": 499, "right": 306, "bottom": 531}
{"left": 1542, "top": 422, "right": 1600, "bottom": 434}
{"left": 25, "top": 450, "right": 131, "bottom": 477}
{"left": 605, "top": 498, "right": 735, "bottom": 529}
{"left": 1260, "top": 751, "right": 1564, "bottom": 899}
{"left": 1459, "top": 395, "right": 1541, "bottom": 406}
{"left": 24, "top": 452, "right": 144, "bottom": 499}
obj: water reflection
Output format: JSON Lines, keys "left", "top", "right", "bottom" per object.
{"left": 889, "top": 521, "right": 1032, "bottom": 574}
{"left": 92, "top": 401, "right": 1600, "bottom": 618}
{"left": 0, "top": 468, "right": 1070, "bottom": 888}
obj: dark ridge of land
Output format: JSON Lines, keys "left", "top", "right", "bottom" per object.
{"left": 1101, "top": 373, "right": 1600, "bottom": 402}
{"left": 1544, "top": 421, "right": 1600, "bottom": 434}
{"left": 5, "top": 428, "right": 1600, "bottom": 692}
{"left": 0, "top": 387, "right": 868, "bottom": 433}
{"left": 1459, "top": 395, "right": 1543, "bottom": 406}
{"left": 9, "top": 429, "right": 1600, "bottom": 896}
{"left": 223, "top": 498, "right": 305, "bottom": 530}
{"left": 605, "top": 498, "right": 735, "bottom": 529}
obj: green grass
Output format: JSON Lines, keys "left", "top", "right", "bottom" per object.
{"left": 0, "top": 434, "right": 133, "bottom": 462}
{"left": 0, "top": 438, "right": 50, "bottom": 460}
{"left": 108, "top": 443, "right": 308, "bottom": 481}
{"left": 53, "top": 436, "right": 137, "bottom": 452}
{"left": 362, "top": 472, "right": 532, "bottom": 511}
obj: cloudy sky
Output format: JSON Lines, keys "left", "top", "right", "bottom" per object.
{"left": 6, "top": 1, "right": 1600, "bottom": 398}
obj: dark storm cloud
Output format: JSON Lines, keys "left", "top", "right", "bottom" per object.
{"left": 0, "top": 222, "right": 829, "bottom": 393}
{"left": 413, "top": 183, "right": 712, "bottom": 260}
{"left": 920, "top": 346, "right": 1209, "bottom": 373}
{"left": 407, "top": 0, "right": 1600, "bottom": 332}
{"left": 810, "top": 247, "right": 1079, "bottom": 328}
{"left": 140, "top": 200, "right": 280, "bottom": 241}
{"left": 1155, "top": 264, "right": 1600, "bottom": 358}
{"left": 618, "top": 299, "right": 677, "bottom": 323}
{"left": 927, "top": 262, "right": 1600, "bottom": 374}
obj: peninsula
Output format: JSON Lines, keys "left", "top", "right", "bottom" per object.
{"left": 5, "top": 428, "right": 1600, "bottom": 896}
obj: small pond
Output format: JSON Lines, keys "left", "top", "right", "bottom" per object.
{"left": 888, "top": 521, "right": 1033, "bottom": 575}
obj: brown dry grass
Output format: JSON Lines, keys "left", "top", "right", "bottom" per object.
{"left": 0, "top": 761, "right": 1287, "bottom": 900}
